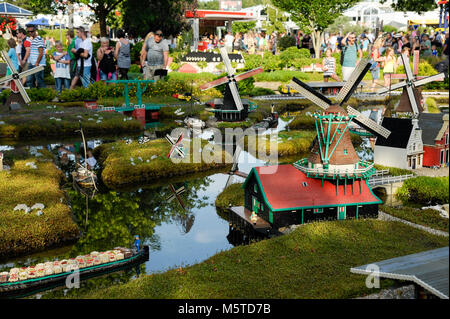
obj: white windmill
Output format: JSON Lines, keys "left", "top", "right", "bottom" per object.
{"left": 377, "top": 53, "right": 445, "bottom": 116}
{"left": 200, "top": 47, "right": 263, "bottom": 122}
{"left": 0, "top": 50, "right": 44, "bottom": 108}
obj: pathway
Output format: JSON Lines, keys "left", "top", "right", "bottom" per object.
{"left": 378, "top": 211, "right": 449, "bottom": 237}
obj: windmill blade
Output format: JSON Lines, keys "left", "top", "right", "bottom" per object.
{"left": 1, "top": 51, "right": 18, "bottom": 74}
{"left": 405, "top": 85, "right": 420, "bottom": 115}
{"left": 228, "top": 80, "right": 244, "bottom": 111}
{"left": 0, "top": 74, "right": 13, "bottom": 85}
{"left": 14, "top": 79, "right": 31, "bottom": 104}
{"left": 165, "top": 134, "right": 175, "bottom": 145}
{"left": 200, "top": 75, "right": 229, "bottom": 90}
{"left": 347, "top": 106, "right": 391, "bottom": 139}
{"left": 225, "top": 174, "right": 234, "bottom": 190}
{"left": 412, "top": 50, "right": 420, "bottom": 75}
{"left": 336, "top": 59, "right": 371, "bottom": 105}
{"left": 219, "top": 47, "right": 235, "bottom": 76}
{"left": 234, "top": 68, "right": 264, "bottom": 82}
{"left": 377, "top": 80, "right": 407, "bottom": 94}
{"left": 200, "top": 68, "right": 264, "bottom": 91}
{"left": 414, "top": 73, "right": 445, "bottom": 87}
{"left": 401, "top": 53, "right": 414, "bottom": 82}
{"left": 18, "top": 66, "right": 45, "bottom": 79}
{"left": 290, "top": 77, "right": 332, "bottom": 110}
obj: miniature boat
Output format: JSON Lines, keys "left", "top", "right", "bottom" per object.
{"left": 72, "top": 166, "right": 98, "bottom": 189}
{"left": 0, "top": 246, "right": 149, "bottom": 299}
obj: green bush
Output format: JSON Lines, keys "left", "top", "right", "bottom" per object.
{"left": 262, "top": 54, "right": 281, "bottom": 71}
{"left": 170, "top": 62, "right": 180, "bottom": 71}
{"left": 396, "top": 176, "right": 449, "bottom": 205}
{"left": 397, "top": 61, "right": 438, "bottom": 77}
{"left": 243, "top": 54, "right": 263, "bottom": 71}
{"left": 129, "top": 64, "right": 141, "bottom": 73}
{"left": 130, "top": 41, "right": 143, "bottom": 63}
{"left": 26, "top": 88, "right": 57, "bottom": 102}
{"left": 278, "top": 36, "right": 297, "bottom": 51}
{"left": 197, "top": 61, "right": 208, "bottom": 71}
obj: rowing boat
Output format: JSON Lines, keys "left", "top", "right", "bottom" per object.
{"left": 0, "top": 246, "right": 149, "bottom": 299}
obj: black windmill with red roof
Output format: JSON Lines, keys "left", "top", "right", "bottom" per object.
{"left": 241, "top": 60, "right": 392, "bottom": 229}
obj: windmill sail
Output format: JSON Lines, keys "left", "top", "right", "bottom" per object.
{"left": 336, "top": 59, "right": 371, "bottom": 105}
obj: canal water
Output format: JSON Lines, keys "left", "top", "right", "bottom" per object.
{"left": 0, "top": 118, "right": 299, "bottom": 298}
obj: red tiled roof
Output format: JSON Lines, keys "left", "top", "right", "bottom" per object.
{"left": 252, "top": 165, "right": 381, "bottom": 212}
{"left": 178, "top": 63, "right": 198, "bottom": 73}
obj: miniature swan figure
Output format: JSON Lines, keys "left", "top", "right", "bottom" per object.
{"left": 14, "top": 204, "right": 30, "bottom": 214}
{"left": 31, "top": 203, "right": 45, "bottom": 210}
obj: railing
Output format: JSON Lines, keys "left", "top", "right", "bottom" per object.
{"left": 293, "top": 159, "right": 375, "bottom": 177}
{"left": 372, "top": 169, "right": 390, "bottom": 177}
{"left": 368, "top": 174, "right": 414, "bottom": 187}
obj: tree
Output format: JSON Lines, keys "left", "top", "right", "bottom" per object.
{"left": 121, "top": 0, "right": 196, "bottom": 38}
{"left": 198, "top": 0, "right": 219, "bottom": 9}
{"left": 380, "top": 0, "right": 438, "bottom": 14}
{"left": 79, "top": 0, "right": 126, "bottom": 37}
{"left": 13, "top": 0, "right": 60, "bottom": 15}
{"left": 272, "top": 0, "right": 359, "bottom": 58}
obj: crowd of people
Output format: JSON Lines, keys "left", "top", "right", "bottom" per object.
{"left": 5, "top": 25, "right": 170, "bottom": 96}
{"left": 4, "top": 23, "right": 449, "bottom": 96}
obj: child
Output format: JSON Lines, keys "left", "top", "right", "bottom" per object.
{"left": 51, "top": 41, "right": 71, "bottom": 94}
{"left": 432, "top": 44, "right": 438, "bottom": 57}
{"left": 322, "top": 48, "right": 340, "bottom": 82}
{"left": 383, "top": 47, "right": 397, "bottom": 88}
{"left": 6, "top": 38, "right": 19, "bottom": 74}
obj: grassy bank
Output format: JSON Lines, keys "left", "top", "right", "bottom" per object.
{"left": 215, "top": 183, "right": 244, "bottom": 210}
{"left": 69, "top": 219, "right": 447, "bottom": 299}
{"left": 381, "top": 205, "right": 449, "bottom": 232}
{"left": 0, "top": 153, "right": 79, "bottom": 259}
{"left": 0, "top": 106, "right": 142, "bottom": 139}
{"left": 396, "top": 176, "right": 449, "bottom": 206}
{"left": 373, "top": 164, "right": 414, "bottom": 177}
{"left": 94, "top": 138, "right": 232, "bottom": 189}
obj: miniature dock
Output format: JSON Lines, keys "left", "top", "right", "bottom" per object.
{"left": 228, "top": 206, "right": 272, "bottom": 235}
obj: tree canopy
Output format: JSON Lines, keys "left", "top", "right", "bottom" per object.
{"left": 380, "top": 0, "right": 439, "bottom": 14}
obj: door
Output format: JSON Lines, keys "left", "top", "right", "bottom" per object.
{"left": 338, "top": 206, "right": 346, "bottom": 220}
{"left": 252, "top": 196, "right": 259, "bottom": 213}
{"left": 441, "top": 150, "right": 445, "bottom": 165}
{"left": 412, "top": 157, "right": 416, "bottom": 169}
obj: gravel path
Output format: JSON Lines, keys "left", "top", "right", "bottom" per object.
{"left": 356, "top": 284, "right": 416, "bottom": 299}
{"left": 413, "top": 166, "right": 449, "bottom": 177}
{"left": 378, "top": 211, "right": 449, "bottom": 237}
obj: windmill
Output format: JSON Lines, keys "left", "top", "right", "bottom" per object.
{"left": 377, "top": 53, "right": 445, "bottom": 116}
{"left": 224, "top": 143, "right": 243, "bottom": 190}
{"left": 166, "top": 133, "right": 186, "bottom": 159}
{"left": 167, "top": 184, "right": 186, "bottom": 210}
{"left": 0, "top": 50, "right": 44, "bottom": 109}
{"left": 289, "top": 59, "right": 391, "bottom": 139}
{"left": 200, "top": 47, "right": 263, "bottom": 122}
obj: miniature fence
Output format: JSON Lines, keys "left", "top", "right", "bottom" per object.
{"left": 368, "top": 174, "right": 415, "bottom": 187}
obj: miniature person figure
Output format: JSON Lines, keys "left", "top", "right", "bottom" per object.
{"left": 431, "top": 45, "right": 438, "bottom": 57}
{"left": 134, "top": 235, "right": 141, "bottom": 252}
{"left": 250, "top": 210, "right": 258, "bottom": 225}
{"left": 85, "top": 149, "right": 97, "bottom": 170}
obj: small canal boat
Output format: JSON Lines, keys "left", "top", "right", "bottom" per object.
{"left": 0, "top": 246, "right": 149, "bottom": 299}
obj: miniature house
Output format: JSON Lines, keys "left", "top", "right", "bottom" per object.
{"left": 374, "top": 118, "right": 424, "bottom": 170}
{"left": 418, "top": 113, "right": 449, "bottom": 167}
{"left": 242, "top": 105, "right": 382, "bottom": 228}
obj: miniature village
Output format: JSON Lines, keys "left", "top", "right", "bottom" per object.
{"left": 0, "top": 4, "right": 449, "bottom": 301}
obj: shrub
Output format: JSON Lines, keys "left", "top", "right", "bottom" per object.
{"left": 243, "top": 54, "right": 263, "bottom": 71}
{"left": 197, "top": 61, "right": 208, "bottom": 71}
{"left": 129, "top": 64, "right": 141, "bottom": 73}
{"left": 278, "top": 36, "right": 297, "bottom": 51}
{"left": 262, "top": 54, "right": 281, "bottom": 71}
{"left": 130, "top": 41, "right": 143, "bottom": 63}
{"left": 170, "top": 62, "right": 181, "bottom": 71}
{"left": 26, "top": 88, "right": 57, "bottom": 102}
{"left": 396, "top": 176, "right": 449, "bottom": 205}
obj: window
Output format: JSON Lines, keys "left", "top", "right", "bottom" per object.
{"left": 254, "top": 184, "right": 257, "bottom": 193}
{"left": 302, "top": 182, "right": 308, "bottom": 187}
{"left": 314, "top": 208, "right": 324, "bottom": 214}
{"left": 446, "top": 133, "right": 449, "bottom": 145}
{"left": 337, "top": 128, "right": 342, "bottom": 134}
{"left": 344, "top": 149, "right": 348, "bottom": 155}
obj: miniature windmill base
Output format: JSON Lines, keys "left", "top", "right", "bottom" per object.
{"left": 396, "top": 87, "right": 424, "bottom": 113}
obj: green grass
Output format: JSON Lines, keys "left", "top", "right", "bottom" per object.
{"left": 381, "top": 205, "right": 449, "bottom": 232}
{"left": 0, "top": 154, "right": 79, "bottom": 259}
{"left": 94, "top": 138, "right": 232, "bottom": 189}
{"left": 244, "top": 130, "right": 316, "bottom": 159}
{"left": 68, "top": 219, "right": 447, "bottom": 299}
{"left": 425, "top": 97, "right": 440, "bottom": 113}
{"left": 215, "top": 183, "right": 244, "bottom": 210}
{"left": 0, "top": 106, "right": 142, "bottom": 139}
{"left": 373, "top": 164, "right": 414, "bottom": 177}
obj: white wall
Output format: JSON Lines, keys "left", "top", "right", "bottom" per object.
{"left": 374, "top": 145, "right": 408, "bottom": 169}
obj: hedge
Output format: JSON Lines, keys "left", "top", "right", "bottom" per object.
{"left": 396, "top": 176, "right": 449, "bottom": 205}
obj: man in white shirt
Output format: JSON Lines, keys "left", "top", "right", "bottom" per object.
{"left": 224, "top": 31, "right": 234, "bottom": 53}
{"left": 70, "top": 26, "right": 92, "bottom": 88}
